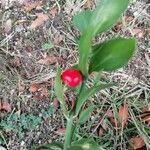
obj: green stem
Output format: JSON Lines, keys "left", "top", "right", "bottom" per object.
{"left": 73, "top": 78, "right": 87, "bottom": 115}
{"left": 63, "top": 78, "right": 87, "bottom": 150}
{"left": 78, "top": 79, "right": 86, "bottom": 95}
{"left": 64, "top": 117, "right": 74, "bottom": 150}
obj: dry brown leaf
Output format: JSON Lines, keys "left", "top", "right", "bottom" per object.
{"left": 106, "top": 109, "right": 114, "bottom": 117}
{"left": 140, "top": 113, "right": 150, "bottom": 123}
{"left": 106, "top": 109, "right": 118, "bottom": 127}
{"left": 119, "top": 103, "right": 128, "bottom": 128}
{"left": 29, "top": 83, "right": 41, "bottom": 93}
{"left": 71, "top": 98, "right": 76, "bottom": 110}
{"left": 109, "top": 117, "right": 118, "bottom": 127}
{"left": 114, "top": 16, "right": 134, "bottom": 32}
{"left": 9, "top": 57, "right": 21, "bottom": 67}
{"left": 37, "top": 55, "right": 57, "bottom": 65}
{"left": 23, "top": 1, "right": 42, "bottom": 12}
{"left": 55, "top": 128, "right": 66, "bottom": 135}
{"left": 53, "top": 34, "right": 65, "bottom": 45}
{"left": 40, "top": 87, "right": 49, "bottom": 97}
{"left": 140, "top": 105, "right": 150, "bottom": 123}
{"left": 142, "top": 105, "right": 150, "bottom": 113}
{"left": 4, "top": 19, "right": 12, "bottom": 34}
{"left": 0, "top": 101, "right": 12, "bottom": 112}
{"left": 129, "top": 137, "right": 146, "bottom": 150}
{"left": 98, "top": 127, "right": 104, "bottom": 137}
{"left": 25, "top": 46, "right": 33, "bottom": 53}
{"left": 142, "top": 115, "right": 150, "bottom": 123}
{"left": 131, "top": 28, "right": 150, "bottom": 38}
{"left": 84, "top": 0, "right": 93, "bottom": 8}
{"left": 49, "top": 7, "right": 58, "bottom": 17}
{"left": 114, "top": 22, "right": 122, "bottom": 32}
{"left": 2, "top": 102, "right": 12, "bottom": 112}
{"left": 53, "top": 98, "right": 60, "bottom": 109}
{"left": 29, "top": 83, "right": 49, "bottom": 97}
{"left": 30, "top": 13, "right": 49, "bottom": 29}
{"left": 124, "top": 16, "right": 134, "bottom": 22}
{"left": 132, "top": 28, "right": 144, "bottom": 38}
{"left": 17, "top": 80, "right": 25, "bottom": 92}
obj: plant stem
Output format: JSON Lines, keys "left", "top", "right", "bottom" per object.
{"left": 64, "top": 116, "right": 74, "bottom": 150}
{"left": 78, "top": 78, "right": 87, "bottom": 95}
{"left": 64, "top": 78, "right": 87, "bottom": 150}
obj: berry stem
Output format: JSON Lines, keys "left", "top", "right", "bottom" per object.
{"left": 63, "top": 78, "right": 87, "bottom": 150}
{"left": 64, "top": 116, "right": 74, "bottom": 150}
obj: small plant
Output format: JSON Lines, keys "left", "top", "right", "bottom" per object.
{"left": 34, "top": 0, "right": 136, "bottom": 149}
{"left": 0, "top": 106, "right": 54, "bottom": 144}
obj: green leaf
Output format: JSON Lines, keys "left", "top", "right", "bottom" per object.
{"left": 75, "top": 0, "right": 129, "bottom": 76}
{"left": 32, "top": 142, "right": 63, "bottom": 150}
{"left": 67, "top": 146, "right": 83, "bottom": 150}
{"left": 73, "top": 0, "right": 129, "bottom": 36}
{"left": 75, "top": 83, "right": 113, "bottom": 115}
{"left": 90, "top": 0, "right": 129, "bottom": 35}
{"left": 54, "top": 67, "right": 64, "bottom": 104}
{"left": 89, "top": 37, "right": 136, "bottom": 72}
{"left": 42, "top": 42, "right": 54, "bottom": 50}
{"left": 73, "top": 10, "right": 92, "bottom": 34}
{"left": 78, "top": 105, "right": 95, "bottom": 124}
{"left": 78, "top": 32, "right": 92, "bottom": 76}
{"left": 69, "top": 138, "right": 99, "bottom": 150}
{"left": 54, "top": 67, "right": 68, "bottom": 116}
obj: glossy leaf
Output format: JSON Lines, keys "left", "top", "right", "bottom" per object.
{"left": 74, "top": 0, "right": 129, "bottom": 76}
{"left": 78, "top": 32, "right": 92, "bottom": 76}
{"left": 33, "top": 142, "right": 63, "bottom": 150}
{"left": 69, "top": 138, "right": 99, "bottom": 150}
{"left": 91, "top": 0, "right": 129, "bottom": 35}
{"left": 75, "top": 83, "right": 114, "bottom": 115}
{"left": 73, "top": 10, "right": 92, "bottom": 34}
{"left": 89, "top": 37, "right": 136, "bottom": 72}
{"left": 78, "top": 106, "right": 95, "bottom": 124}
{"left": 73, "top": 0, "right": 129, "bottom": 36}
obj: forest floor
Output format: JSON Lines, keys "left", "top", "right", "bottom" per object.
{"left": 0, "top": 0, "right": 150, "bottom": 150}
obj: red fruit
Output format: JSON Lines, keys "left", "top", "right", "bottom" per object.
{"left": 61, "top": 69, "right": 82, "bottom": 88}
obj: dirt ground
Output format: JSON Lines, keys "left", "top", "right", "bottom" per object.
{"left": 0, "top": 0, "right": 150, "bottom": 150}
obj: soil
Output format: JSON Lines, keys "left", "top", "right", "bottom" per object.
{"left": 0, "top": 0, "right": 149, "bottom": 150}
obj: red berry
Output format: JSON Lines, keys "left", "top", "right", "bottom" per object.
{"left": 61, "top": 69, "right": 82, "bottom": 88}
